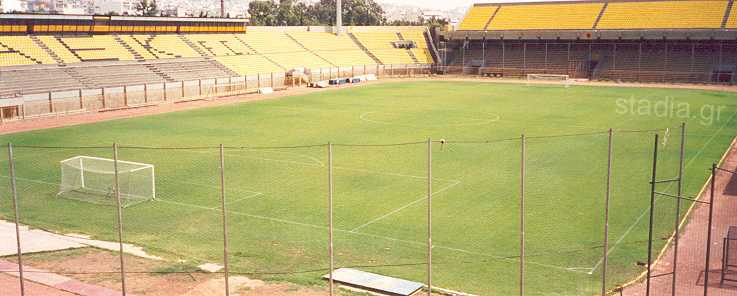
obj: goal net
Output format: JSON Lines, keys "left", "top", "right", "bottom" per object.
{"left": 58, "top": 156, "right": 155, "bottom": 208}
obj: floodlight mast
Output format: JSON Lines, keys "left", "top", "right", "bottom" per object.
{"left": 336, "top": 0, "right": 342, "bottom": 35}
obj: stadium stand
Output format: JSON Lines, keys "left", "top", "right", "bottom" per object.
{"left": 215, "top": 55, "right": 284, "bottom": 75}
{"left": 183, "top": 34, "right": 254, "bottom": 56}
{"left": 117, "top": 35, "right": 158, "bottom": 60}
{"left": 0, "top": 14, "right": 436, "bottom": 110}
{"left": 487, "top": 3, "right": 604, "bottom": 30}
{"left": 399, "top": 29, "right": 434, "bottom": 64}
{"left": 288, "top": 32, "right": 375, "bottom": 66}
{"left": 243, "top": 31, "right": 330, "bottom": 69}
{"left": 36, "top": 36, "right": 81, "bottom": 64}
{"left": 597, "top": 0, "right": 727, "bottom": 29}
{"left": 132, "top": 34, "right": 203, "bottom": 59}
{"left": 0, "top": 36, "right": 55, "bottom": 65}
{"left": 458, "top": 5, "right": 497, "bottom": 31}
{"left": 444, "top": 0, "right": 737, "bottom": 84}
{"left": 0, "top": 66, "right": 84, "bottom": 95}
{"left": 59, "top": 35, "right": 136, "bottom": 62}
{"left": 353, "top": 32, "right": 416, "bottom": 65}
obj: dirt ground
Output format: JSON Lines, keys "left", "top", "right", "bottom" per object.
{"left": 0, "top": 273, "right": 76, "bottom": 296}
{"left": 2, "top": 247, "right": 335, "bottom": 296}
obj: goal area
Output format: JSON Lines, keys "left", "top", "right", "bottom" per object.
{"left": 58, "top": 156, "right": 155, "bottom": 208}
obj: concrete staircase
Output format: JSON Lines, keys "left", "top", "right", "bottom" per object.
{"left": 30, "top": 36, "right": 65, "bottom": 65}
{"left": 178, "top": 35, "right": 209, "bottom": 57}
{"left": 233, "top": 35, "right": 286, "bottom": 71}
{"left": 113, "top": 35, "right": 145, "bottom": 61}
{"left": 285, "top": 33, "right": 336, "bottom": 67}
{"left": 348, "top": 33, "right": 383, "bottom": 64}
{"left": 396, "top": 32, "right": 420, "bottom": 64}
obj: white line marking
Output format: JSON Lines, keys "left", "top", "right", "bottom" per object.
{"left": 1, "top": 173, "right": 584, "bottom": 273}
{"left": 156, "top": 197, "right": 587, "bottom": 273}
{"left": 350, "top": 180, "right": 461, "bottom": 232}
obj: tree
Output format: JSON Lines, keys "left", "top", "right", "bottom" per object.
{"left": 293, "top": 2, "right": 318, "bottom": 26}
{"left": 249, "top": 0, "right": 278, "bottom": 26}
{"left": 247, "top": 0, "right": 387, "bottom": 26}
{"left": 134, "top": 0, "right": 158, "bottom": 16}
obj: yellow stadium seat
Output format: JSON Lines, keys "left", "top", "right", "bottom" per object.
{"left": 133, "top": 34, "right": 202, "bottom": 58}
{"left": 288, "top": 32, "right": 375, "bottom": 66}
{"left": 60, "top": 35, "right": 135, "bottom": 61}
{"left": 401, "top": 30, "right": 434, "bottom": 64}
{"left": 215, "top": 55, "right": 283, "bottom": 75}
{"left": 0, "top": 36, "right": 55, "bottom": 65}
{"left": 459, "top": 5, "right": 497, "bottom": 31}
{"left": 117, "top": 35, "right": 157, "bottom": 60}
{"left": 184, "top": 34, "right": 255, "bottom": 56}
{"left": 353, "top": 31, "right": 416, "bottom": 65}
{"left": 488, "top": 3, "right": 603, "bottom": 30}
{"left": 598, "top": 1, "right": 727, "bottom": 29}
{"left": 0, "top": 52, "right": 38, "bottom": 66}
{"left": 243, "top": 31, "right": 330, "bottom": 69}
{"left": 36, "top": 36, "right": 80, "bottom": 64}
{"left": 727, "top": 4, "right": 737, "bottom": 28}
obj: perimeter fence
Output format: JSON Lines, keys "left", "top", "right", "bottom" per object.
{"left": 1, "top": 123, "right": 731, "bottom": 296}
{"left": 1, "top": 63, "right": 432, "bottom": 123}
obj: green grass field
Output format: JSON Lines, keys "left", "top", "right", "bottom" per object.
{"left": 1, "top": 81, "right": 736, "bottom": 295}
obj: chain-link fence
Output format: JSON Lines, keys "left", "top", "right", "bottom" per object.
{"left": 4, "top": 124, "right": 729, "bottom": 296}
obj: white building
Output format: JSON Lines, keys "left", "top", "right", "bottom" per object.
{"left": 1, "top": 0, "right": 28, "bottom": 12}
{"left": 94, "top": 0, "right": 135, "bottom": 15}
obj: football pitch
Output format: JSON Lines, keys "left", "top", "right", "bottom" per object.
{"left": 1, "top": 81, "right": 736, "bottom": 295}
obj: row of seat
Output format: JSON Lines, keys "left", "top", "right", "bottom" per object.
{"left": 459, "top": 0, "right": 735, "bottom": 31}
{"left": 0, "top": 30, "right": 431, "bottom": 70}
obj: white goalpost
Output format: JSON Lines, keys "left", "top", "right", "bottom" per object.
{"left": 526, "top": 74, "right": 573, "bottom": 87}
{"left": 58, "top": 156, "right": 155, "bottom": 208}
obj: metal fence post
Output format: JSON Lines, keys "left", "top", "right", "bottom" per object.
{"left": 704, "top": 163, "right": 717, "bottom": 296}
{"left": 646, "top": 134, "right": 660, "bottom": 296}
{"left": 427, "top": 137, "right": 433, "bottom": 296}
{"left": 181, "top": 81, "right": 185, "bottom": 98}
{"left": 143, "top": 84, "right": 148, "bottom": 103}
{"left": 244, "top": 75, "right": 248, "bottom": 91}
{"left": 257, "top": 74, "right": 261, "bottom": 89}
{"left": 328, "top": 142, "right": 334, "bottom": 296}
{"left": 271, "top": 72, "right": 275, "bottom": 88}
{"left": 7, "top": 143, "right": 25, "bottom": 296}
{"left": 520, "top": 134, "right": 526, "bottom": 296}
{"left": 48, "top": 92, "right": 53, "bottom": 113}
{"left": 198, "top": 79, "right": 202, "bottom": 97}
{"left": 218, "top": 144, "right": 230, "bottom": 296}
{"left": 78, "top": 89, "right": 83, "bottom": 110}
{"left": 123, "top": 85, "right": 128, "bottom": 107}
{"left": 163, "top": 83, "right": 167, "bottom": 101}
{"left": 112, "top": 143, "right": 127, "bottom": 296}
{"left": 101, "top": 88, "right": 106, "bottom": 109}
{"left": 601, "top": 129, "right": 614, "bottom": 296}
{"left": 672, "top": 122, "right": 686, "bottom": 296}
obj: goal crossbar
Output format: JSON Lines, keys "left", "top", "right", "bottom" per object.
{"left": 58, "top": 155, "right": 156, "bottom": 207}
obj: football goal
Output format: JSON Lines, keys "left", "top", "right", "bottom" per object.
{"left": 58, "top": 156, "right": 155, "bottom": 208}
{"left": 526, "top": 74, "right": 572, "bottom": 87}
